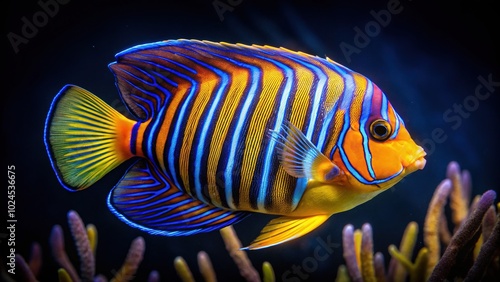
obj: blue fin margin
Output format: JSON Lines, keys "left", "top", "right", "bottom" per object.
{"left": 107, "top": 159, "right": 249, "bottom": 236}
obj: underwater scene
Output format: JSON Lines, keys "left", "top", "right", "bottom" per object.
{"left": 4, "top": 0, "right": 500, "bottom": 281}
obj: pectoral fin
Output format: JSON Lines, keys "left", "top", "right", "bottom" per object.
{"left": 269, "top": 121, "right": 341, "bottom": 183}
{"left": 243, "top": 215, "right": 329, "bottom": 250}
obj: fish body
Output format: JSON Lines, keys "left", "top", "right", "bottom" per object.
{"left": 45, "top": 40, "right": 426, "bottom": 249}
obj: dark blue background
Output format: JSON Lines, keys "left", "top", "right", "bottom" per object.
{"left": 4, "top": 0, "right": 499, "bottom": 281}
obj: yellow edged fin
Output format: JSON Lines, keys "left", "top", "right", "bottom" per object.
{"left": 269, "top": 121, "right": 340, "bottom": 183}
{"left": 244, "top": 215, "right": 329, "bottom": 250}
{"left": 44, "top": 85, "right": 135, "bottom": 191}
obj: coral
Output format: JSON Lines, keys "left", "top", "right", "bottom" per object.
{"left": 172, "top": 226, "right": 276, "bottom": 282}
{"left": 15, "top": 210, "right": 274, "bottom": 282}
{"left": 197, "top": 251, "right": 216, "bottom": 282}
{"left": 14, "top": 242, "right": 41, "bottom": 282}
{"left": 262, "top": 261, "right": 275, "bottom": 282}
{"left": 111, "top": 237, "right": 146, "bottom": 282}
{"left": 336, "top": 161, "right": 500, "bottom": 282}
{"left": 67, "top": 210, "right": 95, "bottom": 281}
{"left": 174, "top": 256, "right": 195, "bottom": 282}
{"left": 16, "top": 210, "right": 149, "bottom": 282}
{"left": 387, "top": 221, "right": 418, "bottom": 280}
{"left": 423, "top": 179, "right": 451, "bottom": 277}
{"left": 13, "top": 161, "right": 498, "bottom": 281}
{"left": 428, "top": 190, "right": 497, "bottom": 281}
{"left": 341, "top": 222, "right": 428, "bottom": 282}
{"left": 16, "top": 253, "right": 37, "bottom": 282}
{"left": 342, "top": 224, "right": 361, "bottom": 281}
{"left": 220, "top": 226, "right": 261, "bottom": 282}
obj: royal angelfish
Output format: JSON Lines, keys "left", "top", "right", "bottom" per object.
{"left": 44, "top": 40, "right": 426, "bottom": 250}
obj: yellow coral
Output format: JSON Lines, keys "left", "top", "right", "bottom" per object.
{"left": 262, "top": 261, "right": 275, "bottom": 282}
{"left": 174, "top": 256, "right": 195, "bottom": 282}
{"left": 389, "top": 221, "right": 418, "bottom": 281}
{"left": 447, "top": 162, "right": 470, "bottom": 226}
{"left": 57, "top": 268, "right": 72, "bottom": 282}
{"left": 389, "top": 245, "right": 429, "bottom": 282}
{"left": 86, "top": 224, "right": 97, "bottom": 256}
{"left": 111, "top": 237, "right": 145, "bottom": 282}
{"left": 335, "top": 265, "right": 351, "bottom": 282}
{"left": 424, "top": 179, "right": 451, "bottom": 277}
{"left": 354, "top": 229, "right": 362, "bottom": 270}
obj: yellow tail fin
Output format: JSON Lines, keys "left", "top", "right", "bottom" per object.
{"left": 44, "top": 85, "right": 136, "bottom": 191}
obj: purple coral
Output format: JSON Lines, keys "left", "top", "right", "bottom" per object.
{"left": 338, "top": 162, "right": 500, "bottom": 281}
{"left": 428, "top": 190, "right": 496, "bottom": 281}
{"left": 342, "top": 224, "right": 362, "bottom": 281}
{"left": 67, "top": 210, "right": 95, "bottom": 281}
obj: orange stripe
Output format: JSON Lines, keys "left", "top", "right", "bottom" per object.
{"left": 268, "top": 54, "right": 313, "bottom": 213}
{"left": 155, "top": 84, "right": 190, "bottom": 172}
{"left": 239, "top": 60, "right": 284, "bottom": 211}
{"left": 319, "top": 59, "right": 345, "bottom": 157}
{"left": 179, "top": 69, "right": 219, "bottom": 194}
{"left": 344, "top": 74, "right": 373, "bottom": 181}
{"left": 135, "top": 119, "right": 151, "bottom": 158}
{"left": 205, "top": 65, "right": 249, "bottom": 207}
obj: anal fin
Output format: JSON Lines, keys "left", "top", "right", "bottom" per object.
{"left": 108, "top": 159, "right": 249, "bottom": 236}
{"left": 244, "top": 214, "right": 329, "bottom": 250}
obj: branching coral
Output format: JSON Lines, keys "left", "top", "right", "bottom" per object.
{"left": 16, "top": 210, "right": 149, "bottom": 282}
{"left": 173, "top": 226, "right": 276, "bottom": 282}
{"left": 15, "top": 211, "right": 274, "bottom": 282}
{"left": 336, "top": 161, "right": 500, "bottom": 282}
{"left": 13, "top": 161, "right": 498, "bottom": 282}
{"left": 67, "top": 210, "right": 95, "bottom": 281}
{"left": 111, "top": 236, "right": 146, "bottom": 282}
{"left": 428, "top": 190, "right": 497, "bottom": 281}
{"left": 13, "top": 242, "right": 41, "bottom": 282}
{"left": 341, "top": 222, "right": 428, "bottom": 282}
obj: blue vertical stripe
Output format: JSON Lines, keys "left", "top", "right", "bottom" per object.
{"left": 224, "top": 64, "right": 261, "bottom": 209}
{"left": 183, "top": 44, "right": 262, "bottom": 209}
{"left": 130, "top": 122, "right": 141, "bottom": 155}
{"left": 179, "top": 55, "right": 230, "bottom": 203}
{"left": 256, "top": 59, "right": 293, "bottom": 211}
{"left": 166, "top": 70, "right": 199, "bottom": 191}
{"left": 359, "top": 81, "right": 376, "bottom": 179}
{"left": 381, "top": 94, "right": 389, "bottom": 121}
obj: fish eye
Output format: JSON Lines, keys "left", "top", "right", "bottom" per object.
{"left": 369, "top": 119, "right": 392, "bottom": 141}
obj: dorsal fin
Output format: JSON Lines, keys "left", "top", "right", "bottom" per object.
{"left": 108, "top": 40, "right": 203, "bottom": 120}
{"left": 108, "top": 159, "right": 249, "bottom": 235}
{"left": 108, "top": 62, "right": 170, "bottom": 120}
{"left": 108, "top": 39, "right": 337, "bottom": 121}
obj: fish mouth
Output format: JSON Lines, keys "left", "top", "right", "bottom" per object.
{"left": 406, "top": 147, "right": 427, "bottom": 173}
{"left": 413, "top": 157, "right": 427, "bottom": 170}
